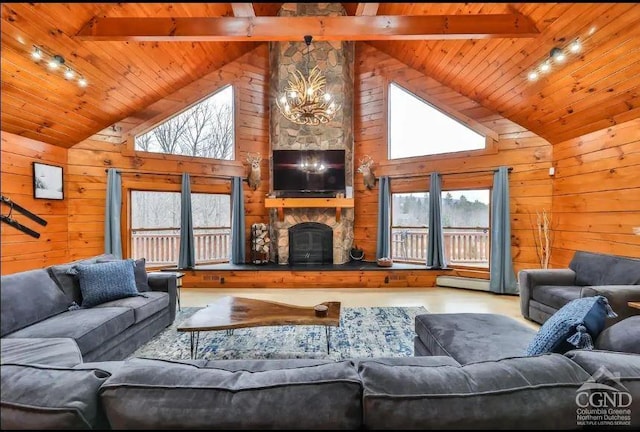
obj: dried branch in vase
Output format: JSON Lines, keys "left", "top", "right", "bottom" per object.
{"left": 532, "top": 209, "right": 552, "bottom": 269}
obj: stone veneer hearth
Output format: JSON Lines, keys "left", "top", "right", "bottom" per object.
{"left": 269, "top": 3, "right": 355, "bottom": 265}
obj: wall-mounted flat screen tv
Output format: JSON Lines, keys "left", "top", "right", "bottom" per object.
{"left": 272, "top": 149, "right": 345, "bottom": 194}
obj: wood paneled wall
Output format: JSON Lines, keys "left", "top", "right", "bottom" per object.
{"left": 1, "top": 131, "right": 69, "bottom": 274}
{"left": 66, "top": 46, "right": 269, "bottom": 263}
{"left": 181, "top": 269, "right": 441, "bottom": 289}
{"left": 550, "top": 119, "right": 640, "bottom": 267}
{"left": 354, "top": 44, "right": 555, "bottom": 275}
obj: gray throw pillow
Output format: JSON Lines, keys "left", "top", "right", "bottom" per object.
{"left": 70, "top": 260, "right": 142, "bottom": 308}
{"left": 594, "top": 316, "right": 640, "bottom": 354}
{"left": 97, "top": 257, "right": 150, "bottom": 292}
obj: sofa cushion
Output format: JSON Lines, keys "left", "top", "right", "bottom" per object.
{"left": 99, "top": 358, "right": 363, "bottom": 430}
{"left": 47, "top": 254, "right": 117, "bottom": 304}
{"left": 415, "top": 313, "right": 536, "bottom": 364}
{"left": 202, "top": 358, "right": 336, "bottom": 371}
{"left": 570, "top": 251, "right": 640, "bottom": 286}
{"left": 1, "top": 268, "right": 73, "bottom": 337}
{"left": 595, "top": 316, "right": 640, "bottom": 354}
{"left": 71, "top": 260, "right": 142, "bottom": 308}
{"left": 526, "top": 296, "right": 616, "bottom": 356}
{"left": 0, "top": 363, "right": 110, "bottom": 430}
{"left": 564, "top": 349, "right": 640, "bottom": 376}
{"left": 359, "top": 353, "right": 590, "bottom": 430}
{"left": 4, "top": 307, "right": 135, "bottom": 355}
{"left": 95, "top": 291, "right": 168, "bottom": 323}
{"left": 97, "top": 257, "right": 150, "bottom": 292}
{"left": 1, "top": 338, "right": 82, "bottom": 367}
{"left": 531, "top": 284, "right": 583, "bottom": 310}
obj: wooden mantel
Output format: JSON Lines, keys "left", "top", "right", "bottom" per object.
{"left": 264, "top": 197, "right": 355, "bottom": 222}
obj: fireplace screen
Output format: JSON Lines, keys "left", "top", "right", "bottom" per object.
{"left": 288, "top": 222, "right": 333, "bottom": 265}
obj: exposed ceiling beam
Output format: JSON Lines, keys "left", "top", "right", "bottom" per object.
{"left": 231, "top": 3, "right": 255, "bottom": 17}
{"left": 76, "top": 14, "right": 539, "bottom": 42}
{"left": 356, "top": 3, "right": 379, "bottom": 16}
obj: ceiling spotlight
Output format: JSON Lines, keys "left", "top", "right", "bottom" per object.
{"left": 64, "top": 68, "right": 75, "bottom": 79}
{"left": 527, "top": 71, "right": 539, "bottom": 81}
{"left": 569, "top": 39, "right": 581, "bottom": 53}
{"left": 48, "top": 54, "right": 64, "bottom": 70}
{"left": 550, "top": 48, "right": 566, "bottom": 63}
{"left": 589, "top": 26, "right": 596, "bottom": 35}
{"left": 540, "top": 61, "right": 551, "bottom": 73}
{"left": 31, "top": 46, "right": 42, "bottom": 61}
{"left": 78, "top": 77, "right": 88, "bottom": 88}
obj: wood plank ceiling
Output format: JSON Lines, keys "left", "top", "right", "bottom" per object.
{"left": 1, "top": 3, "right": 639, "bottom": 148}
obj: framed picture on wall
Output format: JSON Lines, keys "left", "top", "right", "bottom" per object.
{"left": 33, "top": 162, "right": 64, "bottom": 200}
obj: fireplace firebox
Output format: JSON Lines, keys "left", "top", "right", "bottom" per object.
{"left": 288, "top": 222, "right": 333, "bottom": 265}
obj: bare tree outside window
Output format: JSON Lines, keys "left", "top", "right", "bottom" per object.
{"left": 134, "top": 85, "right": 234, "bottom": 160}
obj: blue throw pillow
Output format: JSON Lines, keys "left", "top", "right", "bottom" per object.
{"left": 526, "top": 296, "right": 617, "bottom": 356}
{"left": 96, "top": 257, "right": 150, "bottom": 292}
{"left": 70, "top": 260, "right": 141, "bottom": 308}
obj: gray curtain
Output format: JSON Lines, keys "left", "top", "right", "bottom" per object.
{"left": 426, "top": 172, "right": 446, "bottom": 268}
{"left": 489, "top": 166, "right": 518, "bottom": 294}
{"left": 376, "top": 176, "right": 391, "bottom": 259}
{"left": 178, "top": 173, "right": 195, "bottom": 269}
{"left": 104, "top": 168, "right": 122, "bottom": 258}
{"left": 231, "top": 176, "right": 246, "bottom": 264}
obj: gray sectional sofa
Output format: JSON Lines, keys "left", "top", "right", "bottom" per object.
{"left": 1, "top": 254, "right": 177, "bottom": 363}
{"left": 519, "top": 251, "right": 640, "bottom": 326}
{"left": 2, "top": 257, "right": 640, "bottom": 430}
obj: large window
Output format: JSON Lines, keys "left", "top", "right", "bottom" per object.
{"left": 442, "top": 189, "right": 490, "bottom": 268}
{"left": 135, "top": 85, "right": 234, "bottom": 160}
{"left": 130, "top": 191, "right": 231, "bottom": 266}
{"left": 388, "top": 82, "right": 485, "bottom": 159}
{"left": 392, "top": 192, "right": 429, "bottom": 261}
{"left": 391, "top": 189, "right": 490, "bottom": 268}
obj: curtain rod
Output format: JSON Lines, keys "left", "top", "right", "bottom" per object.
{"left": 385, "top": 167, "right": 512, "bottom": 180}
{"left": 104, "top": 168, "right": 246, "bottom": 181}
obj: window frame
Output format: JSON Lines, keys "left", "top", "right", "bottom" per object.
{"left": 389, "top": 180, "right": 493, "bottom": 274}
{"left": 440, "top": 187, "right": 492, "bottom": 271}
{"left": 124, "top": 84, "right": 237, "bottom": 163}
{"left": 386, "top": 81, "right": 497, "bottom": 162}
{"left": 120, "top": 177, "right": 231, "bottom": 266}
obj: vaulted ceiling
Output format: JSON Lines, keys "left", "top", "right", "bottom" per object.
{"left": 1, "top": 3, "right": 639, "bottom": 148}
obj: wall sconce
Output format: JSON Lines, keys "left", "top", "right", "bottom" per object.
{"left": 31, "top": 45, "right": 87, "bottom": 88}
{"left": 527, "top": 37, "right": 584, "bottom": 82}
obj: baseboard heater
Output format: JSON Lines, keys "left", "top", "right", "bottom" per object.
{"left": 436, "top": 276, "right": 490, "bottom": 292}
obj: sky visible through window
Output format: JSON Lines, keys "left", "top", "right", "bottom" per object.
{"left": 389, "top": 83, "right": 485, "bottom": 159}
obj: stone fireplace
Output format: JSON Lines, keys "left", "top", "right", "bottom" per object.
{"left": 269, "top": 2, "right": 355, "bottom": 265}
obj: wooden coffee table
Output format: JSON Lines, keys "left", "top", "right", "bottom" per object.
{"left": 628, "top": 301, "right": 640, "bottom": 310}
{"left": 177, "top": 296, "right": 341, "bottom": 358}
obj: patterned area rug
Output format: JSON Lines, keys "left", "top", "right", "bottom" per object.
{"left": 131, "top": 306, "right": 427, "bottom": 361}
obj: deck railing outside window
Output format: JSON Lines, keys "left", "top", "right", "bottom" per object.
{"left": 391, "top": 226, "right": 489, "bottom": 267}
{"left": 131, "top": 227, "right": 230, "bottom": 266}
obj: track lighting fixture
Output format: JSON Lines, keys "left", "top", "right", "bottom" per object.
{"left": 526, "top": 27, "right": 592, "bottom": 82}
{"left": 30, "top": 45, "right": 87, "bottom": 88}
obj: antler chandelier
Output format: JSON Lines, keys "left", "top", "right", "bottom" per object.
{"left": 276, "top": 35, "right": 340, "bottom": 126}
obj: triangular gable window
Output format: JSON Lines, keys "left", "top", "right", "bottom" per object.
{"left": 135, "top": 85, "right": 234, "bottom": 160}
{"left": 389, "top": 82, "right": 485, "bottom": 159}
